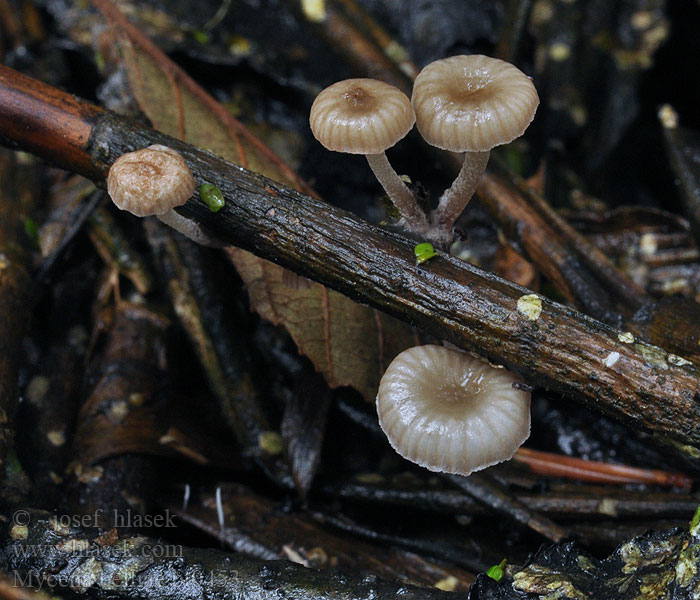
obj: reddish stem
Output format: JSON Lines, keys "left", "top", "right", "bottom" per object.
{"left": 514, "top": 447, "right": 692, "bottom": 491}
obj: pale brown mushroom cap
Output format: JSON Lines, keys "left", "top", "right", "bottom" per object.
{"left": 376, "top": 345, "right": 531, "bottom": 476}
{"left": 309, "top": 79, "right": 415, "bottom": 154}
{"left": 107, "top": 145, "right": 195, "bottom": 217}
{"left": 411, "top": 55, "right": 539, "bottom": 152}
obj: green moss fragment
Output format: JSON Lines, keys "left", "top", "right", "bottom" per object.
{"left": 690, "top": 505, "right": 700, "bottom": 535}
{"left": 414, "top": 242, "right": 437, "bottom": 265}
{"left": 199, "top": 183, "right": 225, "bottom": 212}
{"left": 192, "top": 30, "right": 210, "bottom": 45}
{"left": 486, "top": 558, "right": 507, "bottom": 581}
{"left": 24, "top": 217, "right": 39, "bottom": 247}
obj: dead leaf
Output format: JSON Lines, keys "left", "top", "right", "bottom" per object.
{"left": 227, "top": 248, "right": 417, "bottom": 400}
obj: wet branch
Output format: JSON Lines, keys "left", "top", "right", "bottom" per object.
{"left": 0, "top": 65, "right": 699, "bottom": 459}
{"left": 0, "top": 510, "right": 455, "bottom": 600}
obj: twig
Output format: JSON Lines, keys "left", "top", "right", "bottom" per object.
{"left": 323, "top": 479, "right": 700, "bottom": 519}
{"left": 446, "top": 473, "right": 568, "bottom": 543}
{"left": 512, "top": 448, "right": 693, "bottom": 490}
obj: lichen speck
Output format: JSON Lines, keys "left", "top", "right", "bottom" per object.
{"left": 516, "top": 294, "right": 542, "bottom": 321}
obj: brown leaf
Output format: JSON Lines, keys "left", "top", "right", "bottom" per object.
{"left": 227, "top": 248, "right": 417, "bottom": 401}
{"left": 93, "top": 0, "right": 418, "bottom": 401}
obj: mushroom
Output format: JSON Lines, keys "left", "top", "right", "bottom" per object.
{"left": 376, "top": 345, "right": 531, "bottom": 476}
{"left": 411, "top": 55, "right": 539, "bottom": 245}
{"left": 309, "top": 78, "right": 428, "bottom": 234}
{"left": 107, "top": 144, "right": 219, "bottom": 246}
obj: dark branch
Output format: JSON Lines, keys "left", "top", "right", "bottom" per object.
{"left": 0, "top": 65, "right": 699, "bottom": 459}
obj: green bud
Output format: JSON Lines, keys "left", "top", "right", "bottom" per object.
{"left": 199, "top": 183, "right": 225, "bottom": 212}
{"left": 690, "top": 504, "right": 700, "bottom": 533}
{"left": 414, "top": 242, "right": 437, "bottom": 265}
{"left": 486, "top": 558, "right": 507, "bottom": 582}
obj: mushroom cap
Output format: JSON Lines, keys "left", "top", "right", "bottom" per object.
{"left": 411, "top": 55, "right": 539, "bottom": 152}
{"left": 107, "top": 145, "right": 195, "bottom": 217}
{"left": 376, "top": 345, "right": 531, "bottom": 476}
{"left": 309, "top": 79, "right": 415, "bottom": 155}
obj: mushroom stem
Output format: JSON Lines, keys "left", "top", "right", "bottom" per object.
{"left": 365, "top": 153, "right": 429, "bottom": 233}
{"left": 157, "top": 210, "right": 224, "bottom": 247}
{"left": 432, "top": 150, "right": 490, "bottom": 235}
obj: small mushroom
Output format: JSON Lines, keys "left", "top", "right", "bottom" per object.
{"left": 107, "top": 145, "right": 219, "bottom": 246}
{"left": 376, "top": 345, "right": 531, "bottom": 476}
{"left": 411, "top": 55, "right": 539, "bottom": 245}
{"left": 309, "top": 78, "right": 428, "bottom": 233}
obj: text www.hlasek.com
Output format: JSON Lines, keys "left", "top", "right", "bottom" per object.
{"left": 10, "top": 541, "right": 184, "bottom": 560}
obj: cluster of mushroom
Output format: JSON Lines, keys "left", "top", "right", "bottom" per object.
{"left": 309, "top": 54, "right": 539, "bottom": 247}
{"left": 311, "top": 55, "right": 537, "bottom": 476}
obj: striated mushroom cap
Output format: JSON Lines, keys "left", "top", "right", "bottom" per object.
{"left": 411, "top": 55, "right": 539, "bottom": 152}
{"left": 376, "top": 345, "right": 531, "bottom": 476}
{"left": 309, "top": 79, "right": 415, "bottom": 155}
{"left": 107, "top": 145, "right": 195, "bottom": 217}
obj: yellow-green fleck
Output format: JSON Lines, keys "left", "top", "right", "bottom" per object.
{"left": 24, "top": 218, "right": 39, "bottom": 247}
{"left": 658, "top": 104, "right": 678, "bottom": 129}
{"left": 434, "top": 575, "right": 458, "bottom": 591}
{"left": 636, "top": 343, "right": 669, "bottom": 370}
{"left": 94, "top": 50, "right": 105, "bottom": 73}
{"left": 618, "top": 332, "right": 635, "bottom": 344}
{"left": 549, "top": 42, "right": 571, "bottom": 61}
{"left": 26, "top": 375, "right": 50, "bottom": 405}
{"left": 7, "top": 453, "right": 23, "bottom": 475}
{"left": 385, "top": 40, "right": 410, "bottom": 64}
{"left": 47, "top": 430, "right": 66, "bottom": 447}
{"left": 598, "top": 498, "right": 618, "bottom": 517}
{"left": 108, "top": 400, "right": 129, "bottom": 423}
{"left": 674, "top": 443, "right": 700, "bottom": 459}
{"left": 486, "top": 558, "right": 507, "bottom": 581}
{"left": 669, "top": 354, "right": 692, "bottom": 367}
{"left": 200, "top": 183, "right": 225, "bottom": 212}
{"left": 690, "top": 505, "right": 700, "bottom": 534}
{"left": 228, "top": 35, "right": 251, "bottom": 57}
{"left": 192, "top": 30, "right": 210, "bottom": 45}
{"left": 575, "top": 555, "right": 597, "bottom": 573}
{"left": 10, "top": 524, "right": 28, "bottom": 540}
{"left": 414, "top": 242, "right": 437, "bottom": 265}
{"left": 301, "top": 0, "right": 326, "bottom": 22}
{"left": 517, "top": 294, "right": 542, "bottom": 321}
{"left": 259, "top": 431, "right": 284, "bottom": 455}
{"left": 513, "top": 565, "right": 587, "bottom": 598}
{"left": 502, "top": 145, "right": 524, "bottom": 175}
{"left": 354, "top": 472, "right": 385, "bottom": 484}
